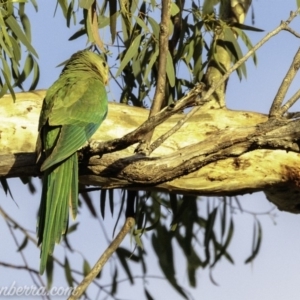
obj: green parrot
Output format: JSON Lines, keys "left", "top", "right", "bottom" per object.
{"left": 36, "top": 50, "right": 108, "bottom": 274}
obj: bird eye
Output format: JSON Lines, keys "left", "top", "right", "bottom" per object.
{"left": 102, "top": 61, "right": 107, "bottom": 68}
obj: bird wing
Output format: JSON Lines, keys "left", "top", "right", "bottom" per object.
{"left": 40, "top": 78, "right": 107, "bottom": 171}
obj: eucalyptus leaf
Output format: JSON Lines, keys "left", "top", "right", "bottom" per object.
{"left": 166, "top": 51, "right": 175, "bottom": 87}
{"left": 116, "top": 34, "right": 142, "bottom": 77}
{"left": 170, "top": 2, "right": 180, "bottom": 16}
{"left": 79, "top": 0, "right": 94, "bottom": 9}
{"left": 5, "top": 15, "right": 38, "bottom": 57}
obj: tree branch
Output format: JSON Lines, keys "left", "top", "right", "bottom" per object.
{"left": 136, "top": 0, "right": 171, "bottom": 153}
{"left": 269, "top": 47, "right": 300, "bottom": 116}
{"left": 0, "top": 261, "right": 39, "bottom": 275}
{"left": 68, "top": 217, "right": 135, "bottom": 300}
{"left": 4, "top": 91, "right": 300, "bottom": 212}
{"left": 278, "top": 88, "right": 300, "bottom": 116}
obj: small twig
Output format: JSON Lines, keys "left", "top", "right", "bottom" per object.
{"left": 101, "top": 274, "right": 167, "bottom": 288}
{"left": 68, "top": 217, "right": 135, "bottom": 300}
{"left": 136, "top": 0, "right": 171, "bottom": 153}
{"left": 283, "top": 26, "right": 300, "bottom": 38}
{"left": 229, "top": 206, "right": 276, "bottom": 216}
{"left": 0, "top": 261, "right": 39, "bottom": 274}
{"left": 278, "top": 89, "right": 300, "bottom": 116}
{"left": 269, "top": 47, "right": 300, "bottom": 116}
{"left": 148, "top": 106, "right": 200, "bottom": 154}
{"left": 0, "top": 206, "right": 37, "bottom": 245}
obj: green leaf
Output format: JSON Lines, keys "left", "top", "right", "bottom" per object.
{"left": 66, "top": 1, "right": 76, "bottom": 27}
{"left": 192, "top": 33, "right": 203, "bottom": 82}
{"left": 166, "top": 51, "right": 175, "bottom": 87}
{"left": 245, "top": 220, "right": 262, "bottom": 264}
{"left": 234, "top": 27, "right": 258, "bottom": 65}
{"left": 20, "top": 13, "right": 31, "bottom": 42}
{"left": 79, "top": 0, "right": 94, "bottom": 9}
{"left": 111, "top": 268, "right": 118, "bottom": 295}
{"left": 232, "top": 22, "right": 264, "bottom": 32}
{"left": 9, "top": 35, "right": 21, "bottom": 62}
{"left": 147, "top": 16, "right": 159, "bottom": 39}
{"left": 5, "top": 16, "right": 38, "bottom": 58}
{"left": 98, "top": 14, "right": 111, "bottom": 29}
{"left": 212, "top": 218, "right": 234, "bottom": 267}
{"left": 152, "top": 227, "right": 188, "bottom": 299}
{"left": 298, "top": 0, "right": 300, "bottom": 9}
{"left": 120, "top": 12, "right": 129, "bottom": 44}
{"left": 133, "top": 15, "right": 149, "bottom": 33}
{"left": 15, "top": 54, "right": 34, "bottom": 87}
{"left": 132, "top": 54, "right": 142, "bottom": 80}
{"left": 56, "top": 0, "right": 68, "bottom": 18}
{"left": 143, "top": 48, "right": 158, "bottom": 81}
{"left": 0, "top": 13, "right": 13, "bottom": 50}
{"left": 113, "top": 190, "right": 126, "bottom": 236}
{"left": 100, "top": 189, "right": 107, "bottom": 219}
{"left": 134, "top": 234, "right": 143, "bottom": 249}
{"left": 64, "top": 257, "right": 73, "bottom": 286}
{"left": 69, "top": 27, "right": 86, "bottom": 40}
{"left": 116, "top": 34, "right": 142, "bottom": 77}
{"left": 17, "top": 237, "right": 28, "bottom": 251}
{"left": 170, "top": 2, "right": 180, "bottom": 16}
{"left": 134, "top": 216, "right": 160, "bottom": 234}
{"left": 144, "top": 288, "right": 155, "bottom": 300}
{"left": 116, "top": 248, "right": 134, "bottom": 284}
{"left": 109, "top": 189, "right": 114, "bottom": 216}
{"left": 224, "top": 27, "right": 247, "bottom": 79}
{"left": 202, "top": 0, "right": 220, "bottom": 15}
{"left": 1, "top": 58, "right": 15, "bottom": 100}
{"left": 65, "top": 222, "right": 79, "bottom": 234}
{"left": 83, "top": 259, "right": 91, "bottom": 276}
{"left": 30, "top": 57, "right": 39, "bottom": 90}
{"left": 29, "top": 0, "right": 38, "bottom": 12}
{"left": 109, "top": 0, "right": 117, "bottom": 43}
{"left": 220, "top": 198, "right": 227, "bottom": 238}
{"left": 170, "top": 198, "right": 190, "bottom": 228}
{"left": 0, "top": 33, "right": 13, "bottom": 58}
{"left": 46, "top": 255, "right": 54, "bottom": 289}
{"left": 204, "top": 207, "right": 218, "bottom": 246}
{"left": 80, "top": 187, "right": 97, "bottom": 218}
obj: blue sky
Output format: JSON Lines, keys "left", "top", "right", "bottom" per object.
{"left": 2, "top": 1, "right": 300, "bottom": 299}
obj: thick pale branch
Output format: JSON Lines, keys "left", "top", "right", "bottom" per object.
{"left": 2, "top": 91, "right": 300, "bottom": 213}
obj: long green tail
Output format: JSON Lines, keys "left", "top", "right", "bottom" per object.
{"left": 37, "top": 153, "right": 78, "bottom": 274}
